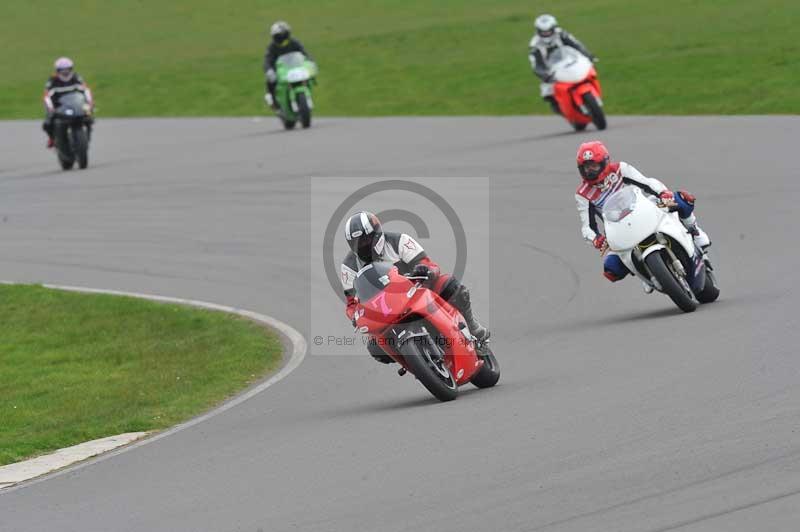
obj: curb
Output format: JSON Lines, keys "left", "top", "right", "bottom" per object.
{"left": 0, "top": 282, "right": 307, "bottom": 493}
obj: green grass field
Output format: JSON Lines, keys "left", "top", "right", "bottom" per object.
{"left": 2, "top": 0, "right": 799, "bottom": 117}
{"left": 0, "top": 285, "right": 282, "bottom": 466}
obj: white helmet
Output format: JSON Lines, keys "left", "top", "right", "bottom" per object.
{"left": 54, "top": 57, "right": 74, "bottom": 81}
{"left": 534, "top": 14, "right": 559, "bottom": 45}
{"left": 270, "top": 21, "right": 291, "bottom": 44}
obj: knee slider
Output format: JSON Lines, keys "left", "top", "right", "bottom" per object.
{"left": 603, "top": 255, "right": 629, "bottom": 282}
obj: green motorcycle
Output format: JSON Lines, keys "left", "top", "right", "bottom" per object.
{"left": 273, "top": 52, "right": 318, "bottom": 130}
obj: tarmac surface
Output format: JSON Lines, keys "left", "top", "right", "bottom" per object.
{"left": 1, "top": 115, "right": 798, "bottom": 532}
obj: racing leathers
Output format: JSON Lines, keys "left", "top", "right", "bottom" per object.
{"left": 528, "top": 29, "right": 595, "bottom": 114}
{"left": 340, "top": 232, "right": 488, "bottom": 363}
{"left": 42, "top": 73, "right": 93, "bottom": 143}
{"left": 575, "top": 162, "right": 710, "bottom": 282}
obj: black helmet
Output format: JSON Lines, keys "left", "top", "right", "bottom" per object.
{"left": 270, "top": 21, "right": 291, "bottom": 45}
{"left": 344, "top": 211, "right": 384, "bottom": 263}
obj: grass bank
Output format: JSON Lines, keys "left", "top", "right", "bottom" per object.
{"left": 0, "top": 284, "right": 282, "bottom": 466}
{"left": 2, "top": 0, "right": 798, "bottom": 117}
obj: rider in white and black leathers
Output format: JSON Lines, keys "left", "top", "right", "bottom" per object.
{"left": 341, "top": 211, "right": 489, "bottom": 364}
{"left": 528, "top": 14, "right": 596, "bottom": 115}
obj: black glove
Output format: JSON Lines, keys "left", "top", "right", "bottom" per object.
{"left": 411, "top": 264, "right": 431, "bottom": 280}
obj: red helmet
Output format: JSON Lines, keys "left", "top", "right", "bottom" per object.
{"left": 577, "top": 141, "right": 611, "bottom": 184}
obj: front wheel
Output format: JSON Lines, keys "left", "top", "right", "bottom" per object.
{"left": 583, "top": 92, "right": 606, "bottom": 130}
{"left": 402, "top": 337, "right": 458, "bottom": 402}
{"left": 645, "top": 251, "right": 698, "bottom": 313}
{"left": 72, "top": 126, "right": 89, "bottom": 169}
{"left": 470, "top": 346, "right": 500, "bottom": 388}
{"left": 296, "top": 92, "right": 311, "bottom": 129}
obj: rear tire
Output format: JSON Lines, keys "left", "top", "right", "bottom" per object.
{"left": 583, "top": 92, "right": 607, "bottom": 130}
{"left": 59, "top": 156, "right": 75, "bottom": 170}
{"left": 296, "top": 93, "right": 312, "bottom": 129}
{"left": 73, "top": 127, "right": 89, "bottom": 169}
{"left": 645, "top": 251, "right": 698, "bottom": 313}
{"left": 402, "top": 337, "right": 458, "bottom": 402}
{"left": 470, "top": 346, "right": 500, "bottom": 388}
{"left": 696, "top": 268, "right": 720, "bottom": 303}
{"left": 571, "top": 122, "right": 587, "bottom": 132}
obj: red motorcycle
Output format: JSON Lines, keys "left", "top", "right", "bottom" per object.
{"left": 353, "top": 262, "right": 500, "bottom": 402}
{"left": 549, "top": 46, "right": 606, "bottom": 131}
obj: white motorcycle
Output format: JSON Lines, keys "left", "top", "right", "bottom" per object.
{"left": 602, "top": 186, "right": 719, "bottom": 312}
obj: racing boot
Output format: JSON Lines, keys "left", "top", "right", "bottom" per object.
{"left": 681, "top": 214, "right": 711, "bottom": 249}
{"left": 454, "top": 285, "right": 490, "bottom": 342}
{"left": 264, "top": 92, "right": 279, "bottom": 112}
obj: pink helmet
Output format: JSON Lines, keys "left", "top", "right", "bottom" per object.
{"left": 54, "top": 57, "right": 74, "bottom": 80}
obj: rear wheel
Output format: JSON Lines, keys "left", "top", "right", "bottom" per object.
{"left": 583, "top": 92, "right": 607, "bottom": 130}
{"left": 59, "top": 156, "right": 75, "bottom": 170}
{"left": 402, "top": 337, "right": 458, "bottom": 402}
{"left": 73, "top": 126, "right": 89, "bottom": 169}
{"left": 470, "top": 346, "right": 500, "bottom": 389}
{"left": 571, "top": 122, "right": 587, "bottom": 132}
{"left": 696, "top": 267, "right": 720, "bottom": 303}
{"left": 645, "top": 251, "right": 698, "bottom": 313}
{"left": 296, "top": 92, "right": 311, "bottom": 129}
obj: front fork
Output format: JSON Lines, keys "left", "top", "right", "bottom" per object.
{"left": 289, "top": 84, "right": 314, "bottom": 112}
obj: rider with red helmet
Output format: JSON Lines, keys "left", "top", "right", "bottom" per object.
{"left": 574, "top": 140, "right": 710, "bottom": 287}
{"left": 341, "top": 211, "right": 489, "bottom": 364}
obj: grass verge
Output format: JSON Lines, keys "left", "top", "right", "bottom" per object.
{"left": 2, "top": 0, "right": 798, "bottom": 117}
{"left": 0, "top": 284, "right": 283, "bottom": 466}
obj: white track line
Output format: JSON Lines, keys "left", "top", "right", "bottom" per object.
{"left": 0, "top": 282, "right": 307, "bottom": 493}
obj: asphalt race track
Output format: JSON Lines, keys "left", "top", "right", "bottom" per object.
{"left": 1, "top": 116, "right": 799, "bottom": 532}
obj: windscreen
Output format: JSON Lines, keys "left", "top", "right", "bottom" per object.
{"left": 58, "top": 91, "right": 86, "bottom": 108}
{"left": 602, "top": 186, "right": 638, "bottom": 222}
{"left": 353, "top": 262, "right": 394, "bottom": 302}
{"left": 276, "top": 52, "right": 306, "bottom": 68}
{"left": 547, "top": 46, "right": 577, "bottom": 65}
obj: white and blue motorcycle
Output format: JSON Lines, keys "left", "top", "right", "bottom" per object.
{"left": 602, "top": 186, "right": 720, "bottom": 312}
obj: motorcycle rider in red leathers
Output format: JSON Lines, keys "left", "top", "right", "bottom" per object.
{"left": 340, "top": 211, "right": 489, "bottom": 364}
{"left": 574, "top": 141, "right": 710, "bottom": 289}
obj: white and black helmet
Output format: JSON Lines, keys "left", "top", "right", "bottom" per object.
{"left": 344, "top": 211, "right": 385, "bottom": 263}
{"left": 270, "top": 21, "right": 291, "bottom": 44}
{"left": 534, "top": 14, "right": 559, "bottom": 45}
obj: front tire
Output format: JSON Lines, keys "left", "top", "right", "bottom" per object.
{"left": 72, "top": 126, "right": 89, "bottom": 169}
{"left": 645, "top": 251, "right": 698, "bottom": 313}
{"left": 470, "top": 346, "right": 500, "bottom": 388}
{"left": 296, "top": 92, "right": 311, "bottom": 129}
{"left": 583, "top": 92, "right": 607, "bottom": 130}
{"left": 402, "top": 337, "right": 458, "bottom": 402}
